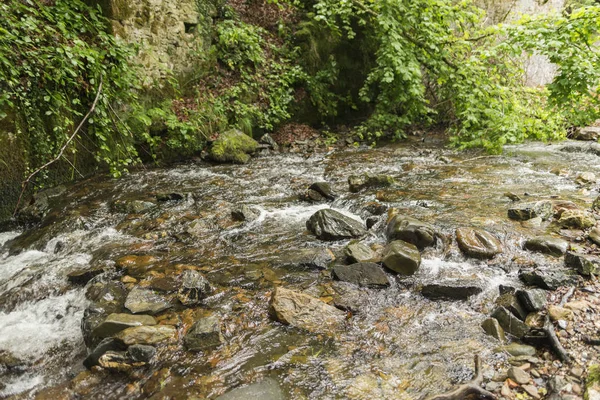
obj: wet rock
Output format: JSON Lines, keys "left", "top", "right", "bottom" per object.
{"left": 491, "top": 307, "right": 530, "bottom": 338}
{"left": 309, "top": 182, "right": 337, "bottom": 200}
{"left": 455, "top": 227, "right": 502, "bottom": 259}
{"left": 366, "top": 216, "right": 380, "bottom": 230}
{"left": 332, "top": 263, "right": 389, "bottom": 288}
{"left": 386, "top": 215, "right": 437, "bottom": 249}
{"left": 0, "top": 350, "right": 28, "bottom": 372}
{"left": 496, "top": 343, "right": 537, "bottom": 357}
{"left": 548, "top": 305, "right": 573, "bottom": 321}
{"left": 306, "top": 209, "right": 366, "bottom": 241}
{"left": 67, "top": 267, "right": 107, "bottom": 285}
{"left": 576, "top": 172, "right": 597, "bottom": 186}
{"left": 565, "top": 251, "right": 599, "bottom": 276}
{"left": 516, "top": 289, "right": 547, "bottom": 312}
{"left": 519, "top": 268, "right": 577, "bottom": 290}
{"left": 348, "top": 174, "right": 394, "bottom": 193}
{"left": 124, "top": 287, "right": 172, "bottom": 314}
{"left": 156, "top": 193, "right": 184, "bottom": 202}
{"left": 98, "top": 351, "right": 140, "bottom": 371}
{"left": 381, "top": 240, "right": 421, "bottom": 275}
{"left": 573, "top": 126, "right": 600, "bottom": 141}
{"left": 589, "top": 226, "right": 600, "bottom": 245}
{"left": 508, "top": 367, "right": 531, "bottom": 384}
{"left": 208, "top": 129, "right": 258, "bottom": 164}
{"left": 421, "top": 281, "right": 482, "bottom": 301}
{"left": 92, "top": 313, "right": 157, "bottom": 338}
{"left": 496, "top": 293, "right": 528, "bottom": 321}
{"left": 115, "top": 325, "right": 177, "bottom": 345}
{"left": 559, "top": 209, "right": 596, "bottom": 229}
{"left": 345, "top": 242, "right": 378, "bottom": 263}
{"left": 331, "top": 281, "right": 362, "bottom": 312}
{"left": 553, "top": 200, "right": 580, "bottom": 217}
{"left": 177, "top": 270, "right": 213, "bottom": 306}
{"left": 82, "top": 281, "right": 128, "bottom": 347}
{"left": 363, "top": 202, "right": 388, "bottom": 216}
{"left": 481, "top": 318, "right": 505, "bottom": 342}
{"left": 112, "top": 199, "right": 156, "bottom": 214}
{"left": 216, "top": 378, "right": 284, "bottom": 400}
{"left": 231, "top": 205, "right": 261, "bottom": 222}
{"left": 270, "top": 287, "right": 346, "bottom": 333}
{"left": 259, "top": 133, "right": 279, "bottom": 151}
{"left": 116, "top": 255, "right": 161, "bottom": 277}
{"left": 83, "top": 338, "right": 127, "bottom": 369}
{"left": 524, "top": 236, "right": 568, "bottom": 257}
{"left": 302, "top": 189, "right": 326, "bottom": 203}
{"left": 508, "top": 201, "right": 553, "bottom": 221}
{"left": 127, "top": 344, "right": 156, "bottom": 363}
{"left": 184, "top": 315, "right": 223, "bottom": 351}
{"left": 278, "top": 248, "right": 335, "bottom": 270}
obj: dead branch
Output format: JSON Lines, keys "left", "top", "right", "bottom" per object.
{"left": 426, "top": 355, "right": 497, "bottom": 400}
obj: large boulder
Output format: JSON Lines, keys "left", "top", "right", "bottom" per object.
{"left": 508, "top": 201, "right": 553, "bottom": 221}
{"left": 455, "top": 228, "right": 502, "bottom": 259}
{"left": 208, "top": 129, "right": 259, "bottom": 164}
{"left": 306, "top": 209, "right": 366, "bottom": 241}
{"left": 386, "top": 215, "right": 437, "bottom": 249}
{"left": 524, "top": 235, "right": 568, "bottom": 257}
{"left": 421, "top": 281, "right": 482, "bottom": 301}
{"left": 332, "top": 263, "right": 390, "bottom": 288}
{"left": 270, "top": 287, "right": 346, "bottom": 333}
{"left": 381, "top": 240, "right": 421, "bottom": 275}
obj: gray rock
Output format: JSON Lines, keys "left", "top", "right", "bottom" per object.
{"left": 345, "top": 242, "right": 378, "bottom": 263}
{"left": 573, "top": 126, "right": 600, "bottom": 141}
{"left": 559, "top": 209, "right": 596, "bottom": 229}
{"left": 381, "top": 240, "right": 421, "bottom": 275}
{"left": 302, "top": 189, "right": 326, "bottom": 203}
{"left": 332, "top": 263, "right": 390, "bottom": 288}
{"left": 127, "top": 344, "right": 156, "bottom": 362}
{"left": 496, "top": 343, "right": 537, "bottom": 357}
{"left": 115, "top": 325, "right": 177, "bottom": 346}
{"left": 589, "top": 226, "right": 600, "bottom": 245}
{"left": 455, "top": 227, "right": 502, "bottom": 259}
{"left": 348, "top": 174, "right": 394, "bottom": 193}
{"left": 508, "top": 367, "right": 531, "bottom": 385}
{"left": 83, "top": 337, "right": 127, "bottom": 369}
{"left": 482, "top": 318, "right": 505, "bottom": 342}
{"left": 259, "top": 133, "right": 279, "bottom": 151}
{"left": 67, "top": 267, "right": 107, "bottom": 285}
{"left": 508, "top": 201, "right": 553, "bottom": 221}
{"left": 496, "top": 293, "right": 528, "bottom": 321}
{"left": 92, "top": 313, "right": 157, "bottom": 338}
{"left": 306, "top": 209, "right": 366, "bottom": 241}
{"left": 216, "top": 378, "right": 284, "bottom": 400}
{"left": 519, "top": 269, "right": 577, "bottom": 290}
{"left": 565, "top": 251, "right": 599, "bottom": 276}
{"left": 516, "top": 289, "right": 547, "bottom": 312}
{"left": 309, "top": 182, "right": 337, "bottom": 200}
{"left": 421, "top": 281, "right": 482, "bottom": 301}
{"left": 576, "top": 171, "right": 597, "bottom": 185}
{"left": 386, "top": 215, "right": 437, "bottom": 249}
{"left": 524, "top": 236, "right": 568, "bottom": 257}
{"left": 270, "top": 287, "right": 346, "bottom": 333}
{"left": 491, "top": 307, "right": 530, "bottom": 338}
{"left": 124, "top": 287, "right": 172, "bottom": 314}
{"left": 97, "top": 350, "right": 137, "bottom": 371}
{"left": 231, "top": 205, "right": 261, "bottom": 222}
{"left": 278, "top": 248, "right": 335, "bottom": 270}
{"left": 184, "top": 315, "right": 223, "bottom": 351}
{"left": 177, "top": 270, "right": 213, "bottom": 306}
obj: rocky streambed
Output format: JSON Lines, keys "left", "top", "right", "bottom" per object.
{"left": 2, "top": 139, "right": 600, "bottom": 399}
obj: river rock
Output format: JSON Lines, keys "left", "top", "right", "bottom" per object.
{"left": 309, "top": 182, "right": 337, "bottom": 200}
{"left": 496, "top": 293, "right": 528, "bottom": 321}
{"left": 112, "top": 199, "right": 156, "bottom": 214}
{"left": 177, "top": 270, "right": 213, "bottom": 305}
{"left": 345, "top": 242, "right": 378, "bottom": 263}
{"left": 516, "top": 289, "right": 547, "bottom": 312}
{"left": 116, "top": 255, "right": 161, "bottom": 277}
{"left": 208, "top": 129, "right": 258, "bottom": 164}
{"left": 508, "top": 367, "right": 531, "bottom": 384}
{"left": 386, "top": 215, "right": 437, "bottom": 249}
{"left": 97, "top": 351, "right": 141, "bottom": 371}
{"left": 278, "top": 248, "right": 335, "bottom": 270}
{"left": 455, "top": 227, "right": 502, "bottom": 259}
{"left": 332, "top": 263, "right": 389, "bottom": 288}
{"left": 128, "top": 344, "right": 156, "bottom": 363}
{"left": 115, "top": 325, "right": 177, "bottom": 345}
{"left": 83, "top": 338, "right": 127, "bottom": 369}
{"left": 184, "top": 315, "right": 223, "bottom": 351}
{"left": 259, "top": 133, "right": 279, "bottom": 151}
{"left": 481, "top": 318, "right": 505, "bottom": 342}
{"left": 559, "top": 209, "right": 596, "bottom": 229}
{"left": 270, "top": 287, "right": 346, "bottom": 333}
{"left": 302, "top": 189, "right": 326, "bottom": 202}
{"left": 576, "top": 172, "right": 597, "bottom": 186}
{"left": 508, "top": 201, "right": 553, "bottom": 221}
{"left": 67, "top": 267, "right": 107, "bottom": 285}
{"left": 519, "top": 268, "right": 577, "bottom": 290}
{"left": 331, "top": 281, "right": 362, "bottom": 312}
{"left": 92, "top": 313, "right": 157, "bottom": 338}
{"left": 589, "top": 226, "right": 600, "bottom": 245}
{"left": 306, "top": 209, "right": 366, "bottom": 240}
{"left": 421, "top": 281, "right": 482, "bottom": 301}
{"left": 565, "top": 251, "right": 599, "bottom": 276}
{"left": 156, "top": 192, "right": 184, "bottom": 202}
{"left": 524, "top": 236, "right": 568, "bottom": 257}
{"left": 124, "top": 287, "right": 172, "bottom": 314}
{"left": 573, "top": 126, "right": 600, "bottom": 141}
{"left": 381, "top": 240, "right": 421, "bottom": 275}
{"left": 216, "top": 378, "right": 284, "bottom": 400}
{"left": 492, "top": 307, "right": 530, "bottom": 338}
{"left": 348, "top": 174, "right": 394, "bottom": 193}
{"left": 496, "top": 343, "right": 537, "bottom": 357}
{"left": 231, "top": 205, "right": 261, "bottom": 222}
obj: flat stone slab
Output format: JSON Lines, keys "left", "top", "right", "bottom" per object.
{"left": 115, "top": 325, "right": 177, "bottom": 345}
{"left": 421, "top": 281, "right": 482, "bottom": 301}
{"left": 332, "top": 263, "right": 390, "bottom": 288}
{"left": 124, "top": 287, "right": 172, "bottom": 314}
{"left": 524, "top": 235, "right": 568, "bottom": 257}
{"left": 93, "top": 313, "right": 157, "bottom": 338}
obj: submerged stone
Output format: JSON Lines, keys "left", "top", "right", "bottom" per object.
{"left": 216, "top": 378, "right": 284, "bottom": 400}
{"left": 508, "top": 201, "right": 552, "bottom": 221}
{"left": 309, "top": 182, "right": 337, "bottom": 200}
{"left": 332, "top": 263, "right": 390, "bottom": 288}
{"left": 421, "top": 281, "right": 482, "bottom": 301}
{"left": 128, "top": 344, "right": 156, "bottom": 363}
{"left": 277, "top": 248, "right": 335, "bottom": 270}
{"left": 524, "top": 235, "right": 568, "bottom": 257}
{"left": 386, "top": 215, "right": 437, "bottom": 249}
{"left": 270, "top": 287, "right": 346, "bottom": 333}
{"left": 124, "top": 287, "right": 172, "bottom": 314}
{"left": 455, "top": 227, "right": 502, "bottom": 259}
{"left": 83, "top": 338, "right": 127, "bottom": 369}
{"left": 381, "top": 240, "right": 421, "bottom": 275}
{"left": 306, "top": 209, "right": 366, "bottom": 241}
{"left": 231, "top": 205, "right": 260, "bottom": 222}
{"left": 184, "top": 315, "right": 223, "bottom": 351}
{"left": 177, "top": 270, "right": 213, "bottom": 305}
{"left": 112, "top": 199, "right": 156, "bottom": 214}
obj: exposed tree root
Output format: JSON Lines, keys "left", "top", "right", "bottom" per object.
{"left": 523, "top": 316, "right": 571, "bottom": 363}
{"left": 427, "top": 355, "right": 496, "bottom": 400}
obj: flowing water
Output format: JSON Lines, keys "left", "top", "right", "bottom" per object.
{"left": 0, "top": 139, "right": 598, "bottom": 399}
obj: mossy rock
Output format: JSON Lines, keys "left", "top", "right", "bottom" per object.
{"left": 208, "top": 129, "right": 258, "bottom": 164}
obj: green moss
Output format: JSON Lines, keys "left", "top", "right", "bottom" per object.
{"left": 208, "top": 129, "right": 258, "bottom": 164}
{"left": 586, "top": 365, "right": 600, "bottom": 400}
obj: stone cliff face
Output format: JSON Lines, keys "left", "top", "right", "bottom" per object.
{"left": 88, "top": 0, "right": 216, "bottom": 85}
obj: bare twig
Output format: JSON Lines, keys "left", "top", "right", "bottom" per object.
{"left": 13, "top": 78, "right": 104, "bottom": 216}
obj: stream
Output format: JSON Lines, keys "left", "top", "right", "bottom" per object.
{"left": 0, "top": 139, "right": 598, "bottom": 399}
